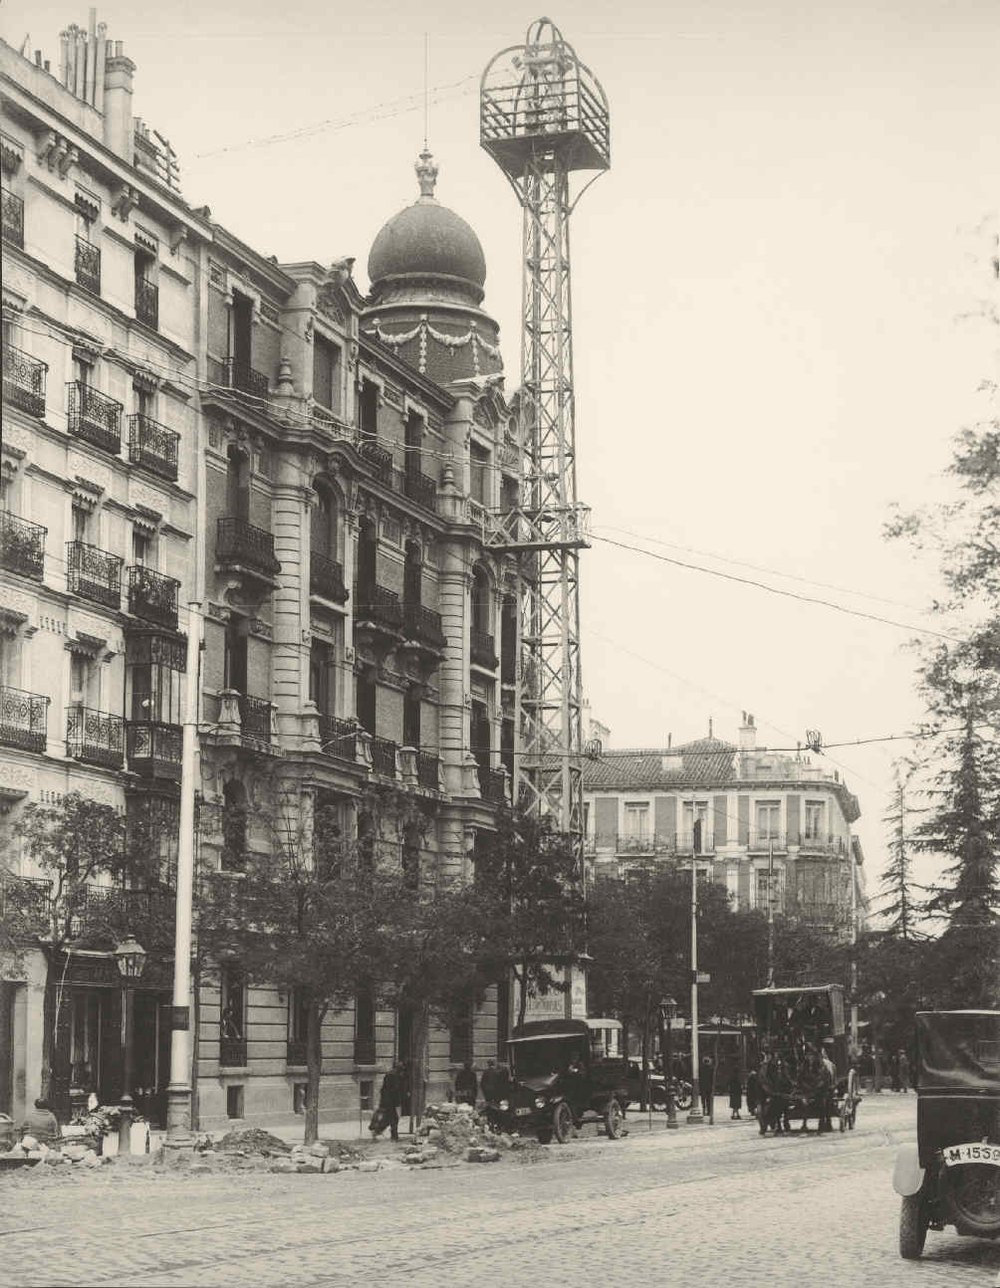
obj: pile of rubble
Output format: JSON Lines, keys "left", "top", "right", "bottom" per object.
{"left": 1, "top": 1135, "right": 108, "bottom": 1169}
{"left": 407, "top": 1102, "right": 511, "bottom": 1165}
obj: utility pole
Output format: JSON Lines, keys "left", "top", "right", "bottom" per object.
{"left": 164, "top": 600, "right": 201, "bottom": 1149}
{"left": 766, "top": 838, "right": 775, "bottom": 988}
{"left": 688, "top": 851, "right": 703, "bottom": 1123}
{"left": 850, "top": 842, "right": 859, "bottom": 1057}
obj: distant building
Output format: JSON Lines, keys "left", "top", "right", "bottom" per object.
{"left": 582, "top": 714, "right": 866, "bottom": 935}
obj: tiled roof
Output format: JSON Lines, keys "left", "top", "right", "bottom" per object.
{"left": 582, "top": 737, "right": 737, "bottom": 791}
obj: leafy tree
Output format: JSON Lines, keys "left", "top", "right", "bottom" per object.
{"left": 471, "top": 811, "right": 586, "bottom": 1029}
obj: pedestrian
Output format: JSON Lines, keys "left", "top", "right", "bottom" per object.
{"left": 698, "top": 1055, "right": 714, "bottom": 1118}
{"left": 370, "top": 1061, "right": 404, "bottom": 1142}
{"left": 898, "top": 1050, "right": 910, "bottom": 1092}
{"left": 817, "top": 1048, "right": 836, "bottom": 1133}
{"left": 727, "top": 1067, "right": 742, "bottom": 1120}
{"left": 20, "top": 1097, "right": 61, "bottom": 1146}
{"left": 890, "top": 1051, "right": 901, "bottom": 1093}
{"left": 480, "top": 1059, "right": 501, "bottom": 1105}
{"left": 455, "top": 1058, "right": 478, "bottom": 1106}
{"left": 745, "top": 1067, "right": 759, "bottom": 1118}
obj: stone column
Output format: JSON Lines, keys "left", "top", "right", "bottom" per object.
{"left": 271, "top": 454, "right": 311, "bottom": 749}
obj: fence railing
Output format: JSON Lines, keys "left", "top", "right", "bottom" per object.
{"left": 237, "top": 694, "right": 272, "bottom": 743}
{"left": 74, "top": 236, "right": 101, "bottom": 293}
{"left": 1, "top": 189, "right": 23, "bottom": 247}
{"left": 318, "top": 714, "right": 356, "bottom": 760}
{"left": 128, "top": 413, "right": 179, "bottom": 481}
{"left": 126, "top": 720, "right": 183, "bottom": 776}
{"left": 309, "top": 551, "right": 348, "bottom": 603}
{"left": 66, "top": 705, "right": 125, "bottom": 769}
{"left": 0, "top": 510, "right": 46, "bottom": 578}
{"left": 66, "top": 540, "right": 123, "bottom": 610}
{"left": 134, "top": 276, "right": 158, "bottom": 329}
{"left": 0, "top": 685, "right": 48, "bottom": 753}
{"left": 127, "top": 565, "right": 180, "bottom": 629}
{"left": 371, "top": 736, "right": 398, "bottom": 778}
{"left": 0, "top": 874, "right": 51, "bottom": 928}
{"left": 2, "top": 344, "right": 46, "bottom": 417}
{"left": 478, "top": 764, "right": 507, "bottom": 804}
{"left": 417, "top": 752, "right": 440, "bottom": 790}
{"left": 66, "top": 381, "right": 122, "bottom": 454}
{"left": 403, "top": 603, "right": 447, "bottom": 651}
{"left": 216, "top": 517, "right": 280, "bottom": 576}
{"left": 355, "top": 584, "right": 403, "bottom": 632}
{"left": 223, "top": 357, "right": 268, "bottom": 399}
{"left": 471, "top": 629, "right": 498, "bottom": 669}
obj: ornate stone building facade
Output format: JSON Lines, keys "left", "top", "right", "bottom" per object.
{"left": 2, "top": 15, "right": 518, "bottom": 1131}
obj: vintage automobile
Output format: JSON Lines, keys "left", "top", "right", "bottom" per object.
{"left": 625, "top": 1060, "right": 693, "bottom": 1112}
{"left": 893, "top": 1010, "right": 1000, "bottom": 1259}
{"left": 752, "top": 984, "right": 858, "bottom": 1131}
{"left": 497, "top": 1018, "right": 631, "bottom": 1143}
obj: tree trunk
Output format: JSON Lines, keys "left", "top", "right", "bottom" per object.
{"left": 304, "top": 992, "right": 325, "bottom": 1145}
{"left": 410, "top": 1003, "right": 429, "bottom": 1129}
{"left": 516, "top": 961, "right": 529, "bottom": 1030}
{"left": 640, "top": 1011, "right": 649, "bottom": 1112}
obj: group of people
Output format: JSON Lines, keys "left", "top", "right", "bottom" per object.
{"left": 753, "top": 1043, "right": 838, "bottom": 1135}
{"left": 371, "top": 1058, "right": 512, "bottom": 1142}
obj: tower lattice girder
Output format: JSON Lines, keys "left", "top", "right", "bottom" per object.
{"left": 481, "top": 19, "right": 609, "bottom": 844}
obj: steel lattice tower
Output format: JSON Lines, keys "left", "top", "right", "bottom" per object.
{"left": 481, "top": 19, "right": 609, "bottom": 845}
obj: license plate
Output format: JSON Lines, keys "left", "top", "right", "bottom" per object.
{"left": 942, "top": 1142, "right": 1000, "bottom": 1166}
{"left": 515, "top": 1107, "right": 531, "bottom": 1116}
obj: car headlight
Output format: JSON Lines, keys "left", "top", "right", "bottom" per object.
{"left": 498, "top": 1099, "right": 509, "bottom": 1111}
{"left": 534, "top": 1096, "right": 547, "bottom": 1109}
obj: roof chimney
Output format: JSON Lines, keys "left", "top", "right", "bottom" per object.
{"left": 739, "top": 712, "right": 757, "bottom": 751}
{"left": 103, "top": 39, "right": 136, "bottom": 161}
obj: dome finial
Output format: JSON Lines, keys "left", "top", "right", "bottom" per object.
{"left": 415, "top": 148, "right": 439, "bottom": 201}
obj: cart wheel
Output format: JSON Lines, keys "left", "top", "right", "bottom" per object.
{"left": 899, "top": 1193, "right": 928, "bottom": 1259}
{"left": 604, "top": 1099, "right": 624, "bottom": 1140}
{"left": 536, "top": 1128, "right": 552, "bottom": 1145}
{"left": 552, "top": 1101, "right": 573, "bottom": 1145}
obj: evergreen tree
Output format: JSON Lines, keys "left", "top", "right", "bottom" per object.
{"left": 878, "top": 770, "right": 920, "bottom": 940}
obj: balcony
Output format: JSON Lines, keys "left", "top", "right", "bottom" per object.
{"left": 74, "top": 235, "right": 101, "bottom": 294}
{"left": 318, "top": 713, "right": 356, "bottom": 760}
{"left": 237, "top": 693, "right": 272, "bottom": 744}
{"left": 0, "top": 511, "right": 45, "bottom": 579}
{"left": 674, "top": 830, "right": 716, "bottom": 856}
{"left": 0, "top": 685, "right": 49, "bottom": 753}
{"left": 216, "top": 517, "right": 280, "bottom": 580}
{"left": 66, "top": 541, "right": 122, "bottom": 610}
{"left": 127, "top": 566, "right": 179, "bottom": 630}
{"left": 0, "top": 874, "right": 51, "bottom": 930}
{"left": 796, "top": 900, "right": 839, "bottom": 926}
{"left": 3, "top": 344, "right": 47, "bottom": 417}
{"left": 69, "top": 883, "right": 176, "bottom": 938}
{"left": 223, "top": 356, "right": 268, "bottom": 400}
{"left": 309, "top": 551, "right": 349, "bottom": 604}
{"left": 135, "top": 277, "right": 158, "bottom": 329}
{"left": 402, "top": 604, "right": 447, "bottom": 653}
{"left": 66, "top": 706, "right": 125, "bottom": 769}
{"left": 220, "top": 1038, "right": 247, "bottom": 1068}
{"left": 359, "top": 439, "right": 393, "bottom": 485}
{"left": 471, "top": 629, "right": 498, "bottom": 670}
{"left": 286, "top": 1039, "right": 307, "bottom": 1067}
{"left": 417, "top": 752, "right": 440, "bottom": 791}
{"left": 501, "top": 636, "right": 516, "bottom": 686}
{"left": 614, "top": 833, "right": 674, "bottom": 856}
{"left": 126, "top": 720, "right": 183, "bottom": 779}
{"left": 796, "top": 834, "right": 846, "bottom": 855}
{"left": 128, "top": 413, "right": 179, "bottom": 482}
{"left": 402, "top": 468, "right": 438, "bottom": 513}
{"left": 748, "top": 832, "right": 787, "bottom": 853}
{"left": 66, "top": 382, "right": 122, "bottom": 455}
{"left": 477, "top": 764, "right": 507, "bottom": 805}
{"left": 355, "top": 584, "right": 403, "bottom": 635}
{"left": 1, "top": 189, "right": 23, "bottom": 248}
{"left": 371, "top": 735, "right": 397, "bottom": 778}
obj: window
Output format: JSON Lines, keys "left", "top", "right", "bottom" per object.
{"left": 224, "top": 618, "right": 248, "bottom": 693}
{"left": 356, "top": 516, "right": 377, "bottom": 600}
{"left": 309, "top": 639, "right": 333, "bottom": 716}
{"left": 312, "top": 334, "right": 341, "bottom": 413}
{"left": 226, "top": 1085, "right": 244, "bottom": 1119}
{"left": 755, "top": 801, "right": 781, "bottom": 841}
{"left": 449, "top": 1008, "right": 473, "bottom": 1065}
{"left": 225, "top": 446, "right": 250, "bottom": 521}
{"left": 359, "top": 379, "right": 379, "bottom": 439}
{"left": 132, "top": 527, "right": 152, "bottom": 568}
{"left": 623, "top": 802, "right": 649, "bottom": 842}
{"left": 804, "top": 801, "right": 825, "bottom": 840}
{"left": 356, "top": 673, "right": 376, "bottom": 736}
{"left": 135, "top": 384, "right": 155, "bottom": 420}
{"left": 69, "top": 652, "right": 100, "bottom": 708}
{"left": 289, "top": 987, "right": 309, "bottom": 1046}
{"left": 69, "top": 992, "right": 102, "bottom": 1091}
{"left": 754, "top": 865, "right": 785, "bottom": 913}
{"left": 71, "top": 501, "right": 90, "bottom": 544}
{"left": 726, "top": 866, "right": 739, "bottom": 904}
{"left": 404, "top": 411, "right": 422, "bottom": 475}
{"left": 230, "top": 292, "right": 254, "bottom": 369}
{"left": 72, "top": 354, "right": 92, "bottom": 388}
{"left": 134, "top": 244, "right": 158, "bottom": 328}
{"left": 682, "top": 800, "right": 710, "bottom": 851}
{"left": 359, "top": 1079, "right": 374, "bottom": 1112}
{"left": 471, "top": 566, "right": 491, "bottom": 635}
{"left": 311, "top": 483, "right": 338, "bottom": 561}
{"left": 403, "top": 541, "right": 422, "bottom": 607}
{"left": 293, "top": 1083, "right": 308, "bottom": 1115}
{"left": 354, "top": 984, "right": 376, "bottom": 1065}
{"left": 470, "top": 443, "right": 489, "bottom": 505}
{"left": 220, "top": 966, "right": 245, "bottom": 1040}
{"left": 221, "top": 781, "right": 248, "bottom": 872}
{"left": 403, "top": 690, "right": 421, "bottom": 749}
{"left": 471, "top": 700, "right": 491, "bottom": 773}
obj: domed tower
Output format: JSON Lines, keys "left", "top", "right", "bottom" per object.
{"left": 362, "top": 149, "right": 503, "bottom": 384}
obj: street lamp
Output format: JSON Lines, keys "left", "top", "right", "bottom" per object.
{"left": 114, "top": 933, "right": 147, "bottom": 1156}
{"left": 659, "top": 996, "right": 679, "bottom": 1130}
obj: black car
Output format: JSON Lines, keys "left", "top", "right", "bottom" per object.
{"left": 893, "top": 1010, "right": 1000, "bottom": 1258}
{"left": 496, "top": 1019, "right": 630, "bottom": 1144}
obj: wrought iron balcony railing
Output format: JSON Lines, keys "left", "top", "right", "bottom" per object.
{"left": 128, "top": 413, "right": 179, "bottom": 481}
{"left": 66, "top": 540, "right": 122, "bottom": 610}
{"left": 371, "top": 735, "right": 397, "bottom": 778}
{"left": 674, "top": 830, "right": 717, "bottom": 856}
{"left": 0, "top": 685, "right": 49, "bottom": 753}
{"left": 501, "top": 636, "right": 516, "bottom": 685}
{"left": 309, "top": 551, "right": 348, "bottom": 603}
{"left": 471, "top": 629, "right": 498, "bottom": 669}
{"left": 748, "top": 831, "right": 787, "bottom": 852}
{"left": 135, "top": 277, "right": 158, "bottom": 329}
{"left": 126, "top": 720, "right": 183, "bottom": 778}
{"left": 477, "top": 764, "right": 507, "bottom": 805}
{"left": 216, "top": 517, "right": 280, "bottom": 577}
{"left": 359, "top": 439, "right": 393, "bottom": 485}
{"left": 220, "top": 1038, "right": 248, "bottom": 1068}
{"left": 355, "top": 584, "right": 403, "bottom": 633}
{"left": 1, "top": 189, "right": 23, "bottom": 248}
{"left": 318, "top": 713, "right": 356, "bottom": 760}
{"left": 286, "top": 1039, "right": 307, "bottom": 1066}
{"left": 403, "top": 468, "right": 438, "bottom": 512}
{"left": 223, "top": 356, "right": 268, "bottom": 400}
{"left": 66, "top": 705, "right": 125, "bottom": 769}
{"left": 68, "top": 883, "right": 176, "bottom": 937}
{"left": 417, "top": 752, "right": 440, "bottom": 790}
{"left": 74, "top": 235, "right": 101, "bottom": 293}
{"left": 127, "top": 566, "right": 179, "bottom": 629}
{"left": 3, "top": 344, "right": 47, "bottom": 417}
{"left": 402, "top": 603, "right": 447, "bottom": 651}
{"left": 795, "top": 834, "right": 846, "bottom": 855}
{"left": 66, "top": 381, "right": 122, "bottom": 454}
{"left": 613, "top": 833, "right": 671, "bottom": 855}
{"left": 0, "top": 510, "right": 46, "bottom": 579}
{"left": 237, "top": 693, "right": 272, "bottom": 743}
{"left": 0, "top": 874, "right": 51, "bottom": 929}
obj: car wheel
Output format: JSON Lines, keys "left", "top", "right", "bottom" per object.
{"left": 604, "top": 1099, "right": 624, "bottom": 1140}
{"left": 899, "top": 1193, "right": 928, "bottom": 1259}
{"left": 676, "top": 1087, "right": 692, "bottom": 1111}
{"left": 552, "top": 1101, "right": 573, "bottom": 1144}
{"left": 941, "top": 1165, "right": 1000, "bottom": 1237}
{"left": 536, "top": 1128, "right": 552, "bottom": 1145}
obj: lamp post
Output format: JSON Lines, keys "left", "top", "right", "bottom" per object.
{"left": 114, "top": 933, "right": 147, "bottom": 1156}
{"left": 659, "top": 995, "right": 679, "bottom": 1129}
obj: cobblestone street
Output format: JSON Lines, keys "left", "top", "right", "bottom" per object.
{"left": 2, "top": 1097, "right": 998, "bottom": 1288}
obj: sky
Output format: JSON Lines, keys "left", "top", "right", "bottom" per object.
{"left": 6, "top": 0, "right": 1000, "bottom": 904}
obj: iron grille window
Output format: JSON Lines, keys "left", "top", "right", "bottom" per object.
{"left": 2, "top": 345, "right": 47, "bottom": 417}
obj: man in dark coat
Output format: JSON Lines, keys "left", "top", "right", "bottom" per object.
{"left": 455, "top": 1059, "right": 478, "bottom": 1106}
{"left": 727, "top": 1068, "right": 743, "bottom": 1120}
{"left": 372, "top": 1062, "right": 404, "bottom": 1141}
{"left": 698, "top": 1056, "right": 715, "bottom": 1118}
